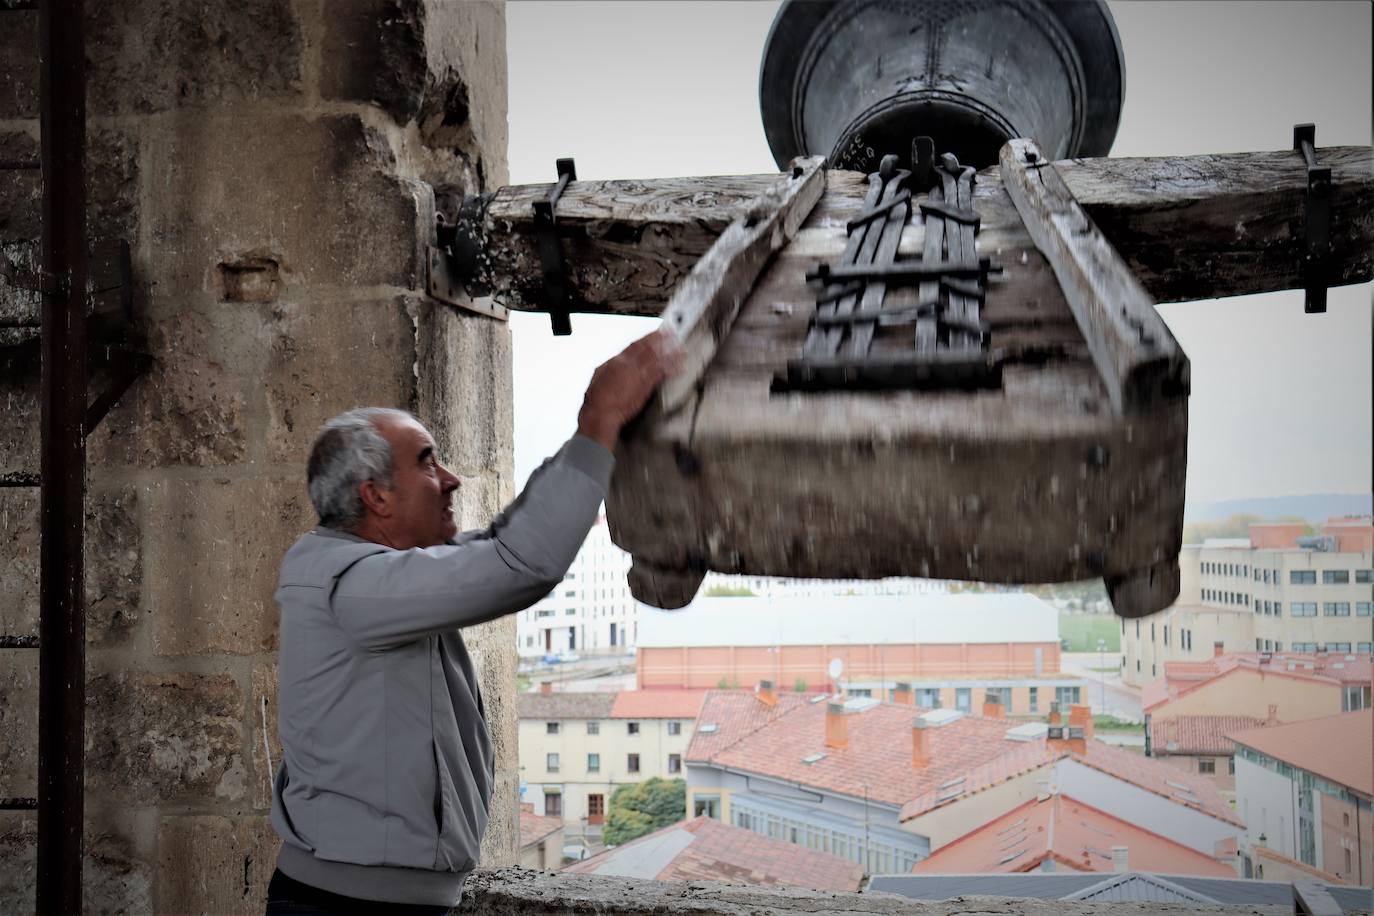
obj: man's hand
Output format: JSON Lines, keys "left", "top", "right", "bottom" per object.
{"left": 577, "top": 328, "right": 684, "bottom": 451}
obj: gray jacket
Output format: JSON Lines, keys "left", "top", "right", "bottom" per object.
{"left": 270, "top": 436, "right": 613, "bottom": 905}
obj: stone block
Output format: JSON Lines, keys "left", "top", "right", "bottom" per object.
{"left": 146, "top": 476, "right": 312, "bottom": 656}
{"left": 86, "top": 305, "right": 261, "bottom": 469}
{"left": 143, "top": 113, "right": 429, "bottom": 295}
{"left": 413, "top": 297, "right": 514, "bottom": 476}
{"left": 264, "top": 295, "right": 418, "bottom": 466}
{"left": 0, "top": 653, "right": 37, "bottom": 801}
{"left": 0, "top": 814, "right": 153, "bottom": 915}
{"left": 0, "top": 487, "right": 38, "bottom": 645}
{"left": 250, "top": 662, "right": 281, "bottom": 812}
{"left": 0, "top": 364, "right": 39, "bottom": 473}
{"left": 87, "top": 125, "right": 140, "bottom": 244}
{"left": 157, "top": 816, "right": 279, "bottom": 916}
{"left": 0, "top": 132, "right": 40, "bottom": 242}
{"left": 86, "top": 670, "right": 246, "bottom": 805}
{"left": 0, "top": 10, "right": 37, "bottom": 120}
{"left": 319, "top": 0, "right": 429, "bottom": 122}
{"left": 85, "top": 0, "right": 302, "bottom": 115}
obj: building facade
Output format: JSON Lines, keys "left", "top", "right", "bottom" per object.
{"left": 1122, "top": 519, "right": 1374, "bottom": 687}
{"left": 1231, "top": 712, "right": 1373, "bottom": 886}
{"left": 517, "top": 689, "right": 703, "bottom": 852}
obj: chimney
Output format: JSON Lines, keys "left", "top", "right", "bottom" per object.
{"left": 539, "top": 681, "right": 553, "bottom": 695}
{"left": 1047, "top": 701, "right": 1062, "bottom": 726}
{"left": 1213, "top": 641, "right": 1224, "bottom": 658}
{"left": 756, "top": 679, "right": 778, "bottom": 707}
{"left": 1266, "top": 704, "right": 1279, "bottom": 726}
{"left": 1066, "top": 725, "right": 1088, "bottom": 755}
{"left": 1046, "top": 703, "right": 1066, "bottom": 748}
{"left": 892, "top": 682, "right": 914, "bottom": 705}
{"left": 1111, "top": 845, "right": 1129, "bottom": 873}
{"left": 982, "top": 693, "right": 1004, "bottom": 719}
{"left": 912, "top": 718, "right": 931, "bottom": 768}
{"left": 825, "top": 702, "right": 848, "bottom": 749}
{"left": 1069, "top": 704, "right": 1094, "bottom": 740}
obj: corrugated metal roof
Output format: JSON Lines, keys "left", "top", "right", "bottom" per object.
{"left": 1063, "top": 873, "right": 1217, "bottom": 902}
{"left": 638, "top": 593, "right": 1059, "bottom": 648}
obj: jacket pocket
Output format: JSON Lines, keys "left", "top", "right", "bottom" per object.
{"left": 431, "top": 741, "right": 482, "bottom": 873}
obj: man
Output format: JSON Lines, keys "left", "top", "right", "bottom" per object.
{"left": 266, "top": 329, "right": 681, "bottom": 914}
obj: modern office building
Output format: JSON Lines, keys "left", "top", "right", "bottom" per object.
{"left": 1121, "top": 518, "right": 1373, "bottom": 687}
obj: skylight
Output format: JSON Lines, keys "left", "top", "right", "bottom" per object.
{"left": 698, "top": 723, "right": 718, "bottom": 734}
{"left": 802, "top": 752, "right": 826, "bottom": 764}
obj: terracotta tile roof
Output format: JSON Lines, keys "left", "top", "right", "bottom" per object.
{"left": 1228, "top": 710, "right": 1373, "bottom": 795}
{"left": 685, "top": 689, "right": 818, "bottom": 762}
{"left": 1073, "top": 740, "right": 1242, "bottom": 827}
{"left": 1148, "top": 715, "right": 1268, "bottom": 755}
{"left": 898, "top": 743, "right": 1062, "bottom": 822}
{"left": 519, "top": 809, "right": 562, "bottom": 848}
{"left": 1144, "top": 652, "right": 1373, "bottom": 713}
{"left": 610, "top": 690, "right": 707, "bottom": 719}
{"left": 518, "top": 691, "right": 617, "bottom": 720}
{"left": 562, "top": 816, "right": 864, "bottom": 892}
{"left": 910, "top": 794, "right": 1234, "bottom": 877}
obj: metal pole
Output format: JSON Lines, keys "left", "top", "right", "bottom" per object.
{"left": 37, "top": 0, "right": 88, "bottom": 911}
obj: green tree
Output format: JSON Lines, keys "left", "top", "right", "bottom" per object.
{"left": 603, "top": 777, "right": 686, "bottom": 846}
{"left": 793, "top": 677, "right": 808, "bottom": 693}
{"left": 704, "top": 585, "right": 756, "bottom": 597}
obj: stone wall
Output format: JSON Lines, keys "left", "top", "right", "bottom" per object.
{"left": 0, "top": 2, "right": 512, "bottom": 911}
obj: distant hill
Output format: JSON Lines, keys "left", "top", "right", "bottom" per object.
{"left": 1185, "top": 493, "right": 1371, "bottom": 524}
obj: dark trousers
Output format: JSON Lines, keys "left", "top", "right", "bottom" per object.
{"left": 265, "top": 869, "right": 453, "bottom": 915}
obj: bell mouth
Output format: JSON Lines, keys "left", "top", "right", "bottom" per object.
{"left": 830, "top": 94, "right": 1018, "bottom": 173}
{"left": 760, "top": 0, "right": 1125, "bottom": 171}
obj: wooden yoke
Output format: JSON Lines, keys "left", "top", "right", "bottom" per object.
{"left": 657, "top": 156, "right": 826, "bottom": 414}
{"left": 1001, "top": 138, "right": 1188, "bottom": 416}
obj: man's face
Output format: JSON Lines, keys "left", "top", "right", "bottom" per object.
{"left": 370, "top": 414, "right": 460, "bottom": 549}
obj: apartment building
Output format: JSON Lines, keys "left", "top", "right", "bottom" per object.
{"left": 517, "top": 688, "right": 704, "bottom": 851}
{"left": 1121, "top": 518, "right": 1373, "bottom": 687}
{"left": 685, "top": 689, "right": 1240, "bottom": 877}
{"left": 637, "top": 593, "right": 1083, "bottom": 712}
{"left": 1232, "top": 711, "right": 1373, "bottom": 886}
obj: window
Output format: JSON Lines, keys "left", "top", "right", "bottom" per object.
{"left": 587, "top": 753, "right": 600, "bottom": 773}
{"left": 1055, "top": 686, "right": 1081, "bottom": 707}
{"left": 1274, "top": 601, "right": 1282, "bottom": 615}
{"left": 668, "top": 754, "right": 681, "bottom": 774}
{"left": 1198, "top": 758, "right": 1216, "bottom": 774}
{"left": 1356, "top": 569, "right": 1373, "bottom": 583}
{"left": 1343, "top": 685, "right": 1372, "bottom": 712}
{"left": 1028, "top": 686, "right": 1039, "bottom": 713}
{"left": 1263, "top": 569, "right": 1270, "bottom": 584}
{"left": 1359, "top": 643, "right": 1374, "bottom": 653}
{"left": 588, "top": 793, "right": 605, "bottom": 825}
{"left": 1151, "top": 622, "right": 1156, "bottom": 642}
{"left": 627, "top": 753, "right": 640, "bottom": 773}
{"left": 1291, "top": 570, "right": 1316, "bottom": 584}
{"left": 1323, "top": 570, "right": 1350, "bottom": 584}
{"left": 546, "top": 722, "right": 560, "bottom": 735}
{"left": 546, "top": 753, "right": 560, "bottom": 773}
{"left": 1164, "top": 625, "right": 1170, "bottom": 647}
{"left": 1274, "top": 641, "right": 1283, "bottom": 651}
{"left": 693, "top": 794, "right": 720, "bottom": 818}
{"left": 1228, "top": 757, "right": 1236, "bottom": 775}
{"left": 915, "top": 687, "right": 941, "bottom": 708}
{"left": 1292, "top": 602, "right": 1317, "bottom": 617}
{"left": 986, "top": 687, "right": 1013, "bottom": 712}
{"left": 587, "top": 720, "right": 600, "bottom": 735}
{"left": 1292, "top": 642, "right": 1319, "bottom": 652}
{"left": 1357, "top": 603, "right": 1373, "bottom": 617}
{"left": 955, "top": 688, "right": 971, "bottom": 712}
{"left": 667, "top": 721, "right": 682, "bottom": 736}
{"left": 1325, "top": 602, "right": 1351, "bottom": 617}
{"left": 1327, "top": 642, "right": 1352, "bottom": 652}
{"left": 627, "top": 722, "right": 640, "bottom": 736}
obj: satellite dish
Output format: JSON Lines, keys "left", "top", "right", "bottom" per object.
{"left": 828, "top": 658, "right": 843, "bottom": 680}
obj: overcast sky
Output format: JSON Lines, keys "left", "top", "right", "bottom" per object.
{"left": 504, "top": 1, "right": 1371, "bottom": 507}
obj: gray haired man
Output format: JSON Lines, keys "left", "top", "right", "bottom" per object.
{"left": 266, "top": 330, "right": 680, "bottom": 913}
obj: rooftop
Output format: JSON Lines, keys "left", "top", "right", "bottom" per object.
{"left": 910, "top": 793, "right": 1234, "bottom": 877}
{"left": 1148, "top": 715, "right": 1268, "bottom": 756}
{"left": 1228, "top": 710, "right": 1374, "bottom": 795}
{"left": 517, "top": 691, "right": 617, "bottom": 720}
{"left": 687, "top": 692, "right": 1239, "bottom": 826}
{"left": 1143, "top": 652, "right": 1374, "bottom": 712}
{"left": 637, "top": 593, "right": 1060, "bottom": 648}
{"left": 518, "top": 808, "right": 562, "bottom": 849}
{"left": 610, "top": 690, "right": 707, "bottom": 719}
{"left": 561, "top": 815, "right": 864, "bottom": 892}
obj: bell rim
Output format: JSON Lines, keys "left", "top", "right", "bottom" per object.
{"left": 758, "top": 0, "right": 1127, "bottom": 168}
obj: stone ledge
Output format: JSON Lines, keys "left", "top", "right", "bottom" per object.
{"left": 453, "top": 868, "right": 1288, "bottom": 915}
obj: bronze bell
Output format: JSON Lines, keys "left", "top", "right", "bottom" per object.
{"left": 759, "top": 0, "right": 1126, "bottom": 172}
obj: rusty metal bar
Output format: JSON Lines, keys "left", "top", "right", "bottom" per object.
{"left": 37, "top": 0, "right": 89, "bottom": 911}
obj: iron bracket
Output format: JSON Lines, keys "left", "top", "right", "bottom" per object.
{"left": 533, "top": 157, "right": 577, "bottom": 335}
{"left": 1293, "top": 123, "right": 1331, "bottom": 314}
{"left": 426, "top": 245, "right": 509, "bottom": 322}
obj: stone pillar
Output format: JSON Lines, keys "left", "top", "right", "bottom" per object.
{"left": 0, "top": 2, "right": 513, "bottom": 911}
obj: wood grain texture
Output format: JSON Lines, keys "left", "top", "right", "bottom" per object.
{"left": 474, "top": 146, "right": 1373, "bottom": 314}
{"left": 656, "top": 157, "right": 824, "bottom": 413}
{"left": 1000, "top": 139, "right": 1188, "bottom": 416}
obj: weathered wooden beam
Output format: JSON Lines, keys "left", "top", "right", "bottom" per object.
{"left": 657, "top": 156, "right": 825, "bottom": 413}
{"left": 469, "top": 146, "right": 1372, "bottom": 314}
{"left": 1000, "top": 138, "right": 1187, "bottom": 417}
